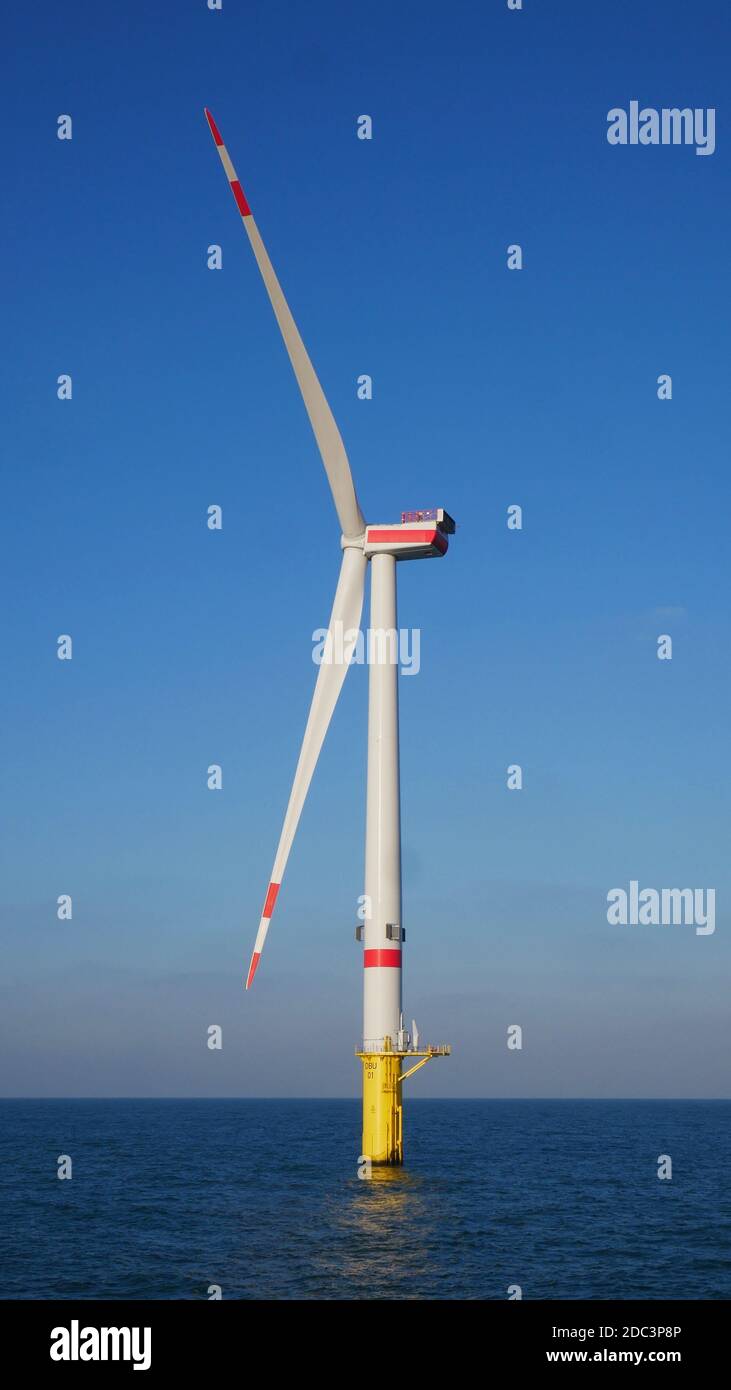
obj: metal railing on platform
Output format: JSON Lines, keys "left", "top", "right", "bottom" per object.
{"left": 356, "top": 1041, "right": 451, "bottom": 1056}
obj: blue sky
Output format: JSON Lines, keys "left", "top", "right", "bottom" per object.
{"left": 1, "top": 0, "right": 729, "bottom": 1097}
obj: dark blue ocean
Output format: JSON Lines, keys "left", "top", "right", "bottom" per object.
{"left": 1, "top": 1100, "right": 729, "bottom": 1300}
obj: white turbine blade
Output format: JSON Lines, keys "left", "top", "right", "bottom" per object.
{"left": 204, "top": 109, "right": 365, "bottom": 541}
{"left": 246, "top": 545, "right": 366, "bottom": 988}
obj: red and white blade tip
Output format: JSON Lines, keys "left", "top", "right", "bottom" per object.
{"left": 204, "top": 108, "right": 252, "bottom": 218}
{"left": 245, "top": 952, "right": 261, "bottom": 991}
{"left": 204, "top": 108, "right": 223, "bottom": 146}
{"left": 244, "top": 882, "right": 280, "bottom": 990}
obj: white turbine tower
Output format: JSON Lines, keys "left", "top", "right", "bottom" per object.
{"left": 205, "top": 110, "right": 453, "bottom": 1164}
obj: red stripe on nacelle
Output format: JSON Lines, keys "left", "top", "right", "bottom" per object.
{"left": 231, "top": 180, "right": 252, "bottom": 217}
{"left": 363, "top": 949, "right": 402, "bottom": 968}
{"left": 204, "top": 108, "right": 224, "bottom": 146}
{"left": 368, "top": 527, "right": 447, "bottom": 553}
{"left": 263, "top": 882, "right": 280, "bottom": 918}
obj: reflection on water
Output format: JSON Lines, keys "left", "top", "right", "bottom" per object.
{"left": 316, "top": 1166, "right": 434, "bottom": 1292}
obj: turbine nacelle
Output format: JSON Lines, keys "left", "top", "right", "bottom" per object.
{"left": 362, "top": 508, "right": 456, "bottom": 561}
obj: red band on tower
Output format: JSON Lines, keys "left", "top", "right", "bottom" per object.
{"left": 363, "top": 949, "right": 402, "bottom": 967}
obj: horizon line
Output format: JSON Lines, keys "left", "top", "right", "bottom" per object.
{"left": 2, "top": 1095, "right": 730, "bottom": 1103}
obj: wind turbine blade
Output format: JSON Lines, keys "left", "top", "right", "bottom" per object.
{"left": 246, "top": 545, "right": 366, "bottom": 988}
{"left": 204, "top": 109, "right": 366, "bottom": 541}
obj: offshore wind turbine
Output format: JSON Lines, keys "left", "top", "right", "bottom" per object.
{"left": 204, "top": 110, "right": 453, "bottom": 1164}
